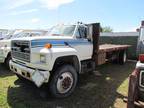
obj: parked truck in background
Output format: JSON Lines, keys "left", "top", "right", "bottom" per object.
{"left": 127, "top": 54, "right": 144, "bottom": 108}
{"left": 0, "top": 30, "right": 48, "bottom": 68}
{"left": 127, "top": 21, "right": 144, "bottom": 108}
{"left": 137, "top": 21, "right": 144, "bottom": 56}
{"left": 10, "top": 22, "right": 129, "bottom": 98}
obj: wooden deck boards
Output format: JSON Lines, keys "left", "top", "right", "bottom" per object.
{"left": 99, "top": 44, "right": 130, "bottom": 52}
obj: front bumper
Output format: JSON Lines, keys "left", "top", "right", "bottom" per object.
{"left": 10, "top": 60, "right": 50, "bottom": 87}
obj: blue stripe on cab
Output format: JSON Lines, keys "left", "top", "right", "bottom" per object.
{"left": 31, "top": 40, "right": 65, "bottom": 46}
{"left": 31, "top": 39, "right": 90, "bottom": 47}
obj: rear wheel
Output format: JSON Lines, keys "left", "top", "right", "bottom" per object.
{"left": 118, "top": 50, "right": 127, "bottom": 65}
{"left": 49, "top": 65, "right": 78, "bottom": 98}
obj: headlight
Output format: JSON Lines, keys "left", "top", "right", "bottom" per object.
{"left": 40, "top": 55, "right": 46, "bottom": 63}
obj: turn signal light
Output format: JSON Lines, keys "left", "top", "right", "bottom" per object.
{"left": 44, "top": 43, "right": 52, "bottom": 49}
{"left": 139, "top": 54, "right": 144, "bottom": 62}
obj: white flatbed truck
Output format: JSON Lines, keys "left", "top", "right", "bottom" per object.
{"left": 10, "top": 23, "right": 130, "bottom": 98}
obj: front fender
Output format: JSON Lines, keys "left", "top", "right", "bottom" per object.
{"left": 40, "top": 47, "right": 80, "bottom": 71}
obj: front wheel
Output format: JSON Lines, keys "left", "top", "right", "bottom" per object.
{"left": 49, "top": 65, "right": 78, "bottom": 98}
{"left": 5, "top": 55, "right": 11, "bottom": 69}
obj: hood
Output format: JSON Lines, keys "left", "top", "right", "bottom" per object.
{"left": 11, "top": 35, "right": 75, "bottom": 48}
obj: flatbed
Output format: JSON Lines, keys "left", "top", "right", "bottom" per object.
{"left": 99, "top": 44, "right": 130, "bottom": 53}
{"left": 95, "top": 44, "right": 130, "bottom": 65}
{"left": 90, "top": 23, "right": 131, "bottom": 65}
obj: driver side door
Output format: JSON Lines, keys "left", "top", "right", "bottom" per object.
{"left": 73, "top": 26, "right": 93, "bottom": 60}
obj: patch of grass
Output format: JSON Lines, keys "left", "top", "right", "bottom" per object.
{"left": 0, "top": 61, "right": 136, "bottom": 108}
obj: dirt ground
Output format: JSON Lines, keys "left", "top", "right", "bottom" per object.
{"left": 0, "top": 61, "right": 136, "bottom": 108}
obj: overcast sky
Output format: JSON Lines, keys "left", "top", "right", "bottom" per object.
{"left": 0, "top": 0, "right": 143, "bottom": 31}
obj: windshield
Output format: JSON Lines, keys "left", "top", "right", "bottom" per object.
{"left": 4, "top": 32, "right": 29, "bottom": 39}
{"left": 0, "top": 30, "right": 8, "bottom": 35}
{"left": 0, "top": 30, "right": 8, "bottom": 37}
{"left": 49, "top": 25, "right": 76, "bottom": 36}
{"left": 10, "top": 33, "right": 30, "bottom": 39}
{"left": 4, "top": 31, "right": 44, "bottom": 39}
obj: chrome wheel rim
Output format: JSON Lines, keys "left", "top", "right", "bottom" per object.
{"left": 57, "top": 72, "right": 73, "bottom": 94}
{"left": 123, "top": 52, "right": 127, "bottom": 63}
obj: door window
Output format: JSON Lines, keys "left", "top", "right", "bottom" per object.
{"left": 76, "top": 26, "right": 87, "bottom": 38}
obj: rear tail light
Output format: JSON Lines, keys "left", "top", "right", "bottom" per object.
{"left": 139, "top": 54, "right": 144, "bottom": 62}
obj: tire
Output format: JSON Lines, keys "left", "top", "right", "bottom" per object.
{"left": 5, "top": 55, "right": 11, "bottom": 69}
{"left": 118, "top": 50, "right": 127, "bottom": 65}
{"left": 49, "top": 65, "right": 78, "bottom": 98}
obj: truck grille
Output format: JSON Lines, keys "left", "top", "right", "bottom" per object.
{"left": 11, "top": 40, "right": 30, "bottom": 62}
